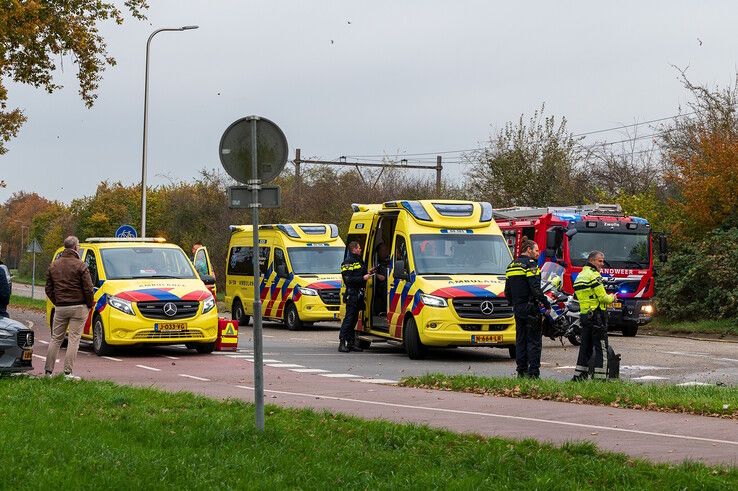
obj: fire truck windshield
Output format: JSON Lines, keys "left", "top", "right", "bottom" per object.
{"left": 568, "top": 231, "right": 650, "bottom": 268}
{"left": 410, "top": 234, "right": 511, "bottom": 275}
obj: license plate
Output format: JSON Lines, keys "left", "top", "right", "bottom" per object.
{"left": 155, "top": 322, "right": 187, "bottom": 331}
{"left": 471, "top": 334, "right": 503, "bottom": 344}
{"left": 22, "top": 350, "right": 32, "bottom": 361}
{"left": 610, "top": 302, "right": 622, "bottom": 310}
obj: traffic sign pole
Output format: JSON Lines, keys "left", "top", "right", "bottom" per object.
{"left": 249, "top": 117, "right": 265, "bottom": 432}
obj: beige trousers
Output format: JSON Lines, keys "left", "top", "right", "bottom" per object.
{"left": 45, "top": 304, "right": 89, "bottom": 375}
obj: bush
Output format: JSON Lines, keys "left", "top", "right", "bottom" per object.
{"left": 655, "top": 226, "right": 738, "bottom": 320}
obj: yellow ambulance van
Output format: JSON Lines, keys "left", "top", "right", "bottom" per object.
{"left": 225, "top": 224, "right": 345, "bottom": 330}
{"left": 342, "top": 200, "right": 516, "bottom": 359}
{"left": 46, "top": 238, "right": 218, "bottom": 355}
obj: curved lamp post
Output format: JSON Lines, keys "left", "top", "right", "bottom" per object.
{"left": 140, "top": 25, "right": 199, "bottom": 238}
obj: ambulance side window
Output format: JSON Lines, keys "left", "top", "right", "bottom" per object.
{"left": 274, "top": 248, "right": 288, "bottom": 277}
{"left": 228, "top": 246, "right": 254, "bottom": 275}
{"left": 85, "top": 250, "right": 100, "bottom": 286}
{"left": 394, "top": 236, "right": 409, "bottom": 275}
{"left": 259, "top": 247, "right": 270, "bottom": 275}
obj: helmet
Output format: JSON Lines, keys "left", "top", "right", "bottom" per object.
{"left": 550, "top": 276, "right": 562, "bottom": 290}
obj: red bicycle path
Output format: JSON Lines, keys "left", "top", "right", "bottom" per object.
{"left": 21, "top": 309, "right": 738, "bottom": 467}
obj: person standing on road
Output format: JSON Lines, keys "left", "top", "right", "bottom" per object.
{"left": 505, "top": 239, "right": 550, "bottom": 378}
{"left": 44, "top": 236, "right": 94, "bottom": 380}
{"left": 571, "top": 250, "right": 616, "bottom": 381}
{"left": 338, "top": 241, "right": 374, "bottom": 353}
{"left": 0, "top": 259, "right": 10, "bottom": 318}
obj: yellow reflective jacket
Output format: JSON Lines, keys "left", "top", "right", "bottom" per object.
{"left": 573, "top": 264, "right": 615, "bottom": 314}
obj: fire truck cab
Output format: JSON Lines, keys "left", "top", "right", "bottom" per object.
{"left": 495, "top": 204, "right": 667, "bottom": 337}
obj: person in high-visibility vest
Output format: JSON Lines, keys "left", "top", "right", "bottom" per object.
{"left": 571, "top": 250, "right": 616, "bottom": 381}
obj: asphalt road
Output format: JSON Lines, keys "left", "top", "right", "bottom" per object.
{"left": 12, "top": 307, "right": 738, "bottom": 466}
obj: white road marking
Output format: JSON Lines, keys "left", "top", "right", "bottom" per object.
{"left": 261, "top": 359, "right": 282, "bottom": 363}
{"left": 266, "top": 363, "right": 304, "bottom": 368}
{"left": 159, "top": 355, "right": 179, "bottom": 360}
{"left": 621, "top": 366, "right": 670, "bottom": 371}
{"left": 179, "top": 374, "right": 210, "bottom": 381}
{"left": 38, "top": 340, "right": 49, "bottom": 345}
{"left": 663, "top": 351, "right": 738, "bottom": 363}
{"left": 235, "top": 386, "right": 738, "bottom": 447}
{"left": 289, "top": 337, "right": 310, "bottom": 341}
{"left": 32, "top": 354, "right": 52, "bottom": 361}
{"left": 553, "top": 366, "right": 576, "bottom": 370}
{"left": 135, "top": 364, "right": 161, "bottom": 372}
{"left": 227, "top": 355, "right": 254, "bottom": 359}
{"left": 327, "top": 341, "right": 340, "bottom": 345}
{"left": 356, "top": 379, "right": 398, "bottom": 384}
{"left": 677, "top": 382, "right": 714, "bottom": 387}
{"left": 102, "top": 356, "right": 122, "bottom": 362}
{"left": 632, "top": 375, "right": 669, "bottom": 381}
{"left": 263, "top": 335, "right": 274, "bottom": 338}
{"left": 290, "top": 368, "right": 329, "bottom": 373}
{"left": 320, "top": 373, "right": 363, "bottom": 379}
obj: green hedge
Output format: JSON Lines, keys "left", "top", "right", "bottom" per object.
{"left": 655, "top": 226, "right": 738, "bottom": 321}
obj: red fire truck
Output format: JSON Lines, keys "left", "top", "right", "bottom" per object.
{"left": 494, "top": 204, "right": 667, "bottom": 337}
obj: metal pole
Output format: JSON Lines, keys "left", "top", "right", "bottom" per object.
{"left": 436, "top": 155, "right": 442, "bottom": 196}
{"left": 31, "top": 251, "right": 35, "bottom": 300}
{"left": 249, "top": 117, "right": 265, "bottom": 431}
{"left": 140, "top": 26, "right": 199, "bottom": 238}
{"left": 295, "top": 148, "right": 302, "bottom": 210}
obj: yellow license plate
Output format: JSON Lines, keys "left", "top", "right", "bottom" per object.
{"left": 155, "top": 323, "right": 187, "bottom": 331}
{"left": 472, "top": 334, "right": 503, "bottom": 344}
{"left": 22, "top": 350, "right": 32, "bottom": 360}
{"left": 610, "top": 302, "right": 622, "bottom": 309}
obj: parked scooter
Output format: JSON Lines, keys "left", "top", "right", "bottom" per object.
{"left": 540, "top": 262, "right": 582, "bottom": 346}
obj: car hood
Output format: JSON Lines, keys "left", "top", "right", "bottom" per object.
{"left": 105, "top": 279, "right": 211, "bottom": 302}
{"left": 411, "top": 274, "right": 507, "bottom": 298}
{"left": 0, "top": 316, "right": 28, "bottom": 332}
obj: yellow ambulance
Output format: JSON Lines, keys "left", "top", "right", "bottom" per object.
{"left": 225, "top": 224, "right": 345, "bottom": 330}
{"left": 343, "top": 200, "right": 516, "bottom": 359}
{"left": 46, "top": 238, "right": 218, "bottom": 355}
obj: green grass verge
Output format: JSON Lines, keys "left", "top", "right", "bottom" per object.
{"left": 9, "top": 294, "right": 45, "bottom": 311}
{"left": 647, "top": 318, "right": 738, "bottom": 337}
{"left": 9, "top": 272, "right": 45, "bottom": 286}
{"left": 0, "top": 378, "right": 734, "bottom": 489}
{"left": 400, "top": 374, "right": 738, "bottom": 419}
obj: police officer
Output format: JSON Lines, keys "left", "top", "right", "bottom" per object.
{"left": 505, "top": 239, "right": 550, "bottom": 378}
{"left": 339, "top": 241, "right": 374, "bottom": 353}
{"left": 571, "top": 250, "right": 616, "bottom": 381}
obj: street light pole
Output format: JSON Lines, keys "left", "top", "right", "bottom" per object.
{"left": 140, "top": 25, "right": 199, "bottom": 238}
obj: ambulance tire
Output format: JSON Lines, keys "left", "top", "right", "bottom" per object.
{"left": 232, "top": 299, "right": 250, "bottom": 327}
{"left": 194, "top": 342, "right": 215, "bottom": 354}
{"left": 284, "top": 303, "right": 303, "bottom": 331}
{"left": 92, "top": 315, "right": 112, "bottom": 356}
{"left": 621, "top": 323, "right": 638, "bottom": 337}
{"left": 403, "top": 317, "right": 427, "bottom": 360}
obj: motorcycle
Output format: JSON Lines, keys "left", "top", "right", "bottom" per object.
{"left": 540, "top": 262, "right": 582, "bottom": 346}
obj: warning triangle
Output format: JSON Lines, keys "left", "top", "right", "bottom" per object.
{"left": 224, "top": 323, "right": 237, "bottom": 336}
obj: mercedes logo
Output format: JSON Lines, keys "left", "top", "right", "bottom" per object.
{"left": 480, "top": 300, "right": 495, "bottom": 316}
{"left": 163, "top": 302, "right": 178, "bottom": 317}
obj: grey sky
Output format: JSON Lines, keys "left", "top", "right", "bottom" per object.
{"left": 2, "top": 1, "right": 736, "bottom": 203}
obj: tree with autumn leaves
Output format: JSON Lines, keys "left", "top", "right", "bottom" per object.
{"left": 0, "top": 0, "right": 148, "bottom": 161}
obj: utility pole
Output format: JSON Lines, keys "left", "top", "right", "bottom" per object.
{"left": 436, "top": 155, "right": 442, "bottom": 196}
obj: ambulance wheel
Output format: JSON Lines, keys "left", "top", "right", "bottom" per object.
{"left": 508, "top": 346, "right": 516, "bottom": 359}
{"left": 92, "top": 316, "right": 112, "bottom": 356}
{"left": 284, "top": 303, "right": 303, "bottom": 331}
{"left": 403, "top": 317, "right": 427, "bottom": 360}
{"left": 621, "top": 323, "right": 638, "bottom": 337}
{"left": 194, "top": 342, "right": 215, "bottom": 354}
{"left": 232, "top": 299, "right": 250, "bottom": 327}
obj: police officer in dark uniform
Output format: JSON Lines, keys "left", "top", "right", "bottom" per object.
{"left": 504, "top": 239, "right": 551, "bottom": 378}
{"left": 339, "top": 241, "right": 374, "bottom": 352}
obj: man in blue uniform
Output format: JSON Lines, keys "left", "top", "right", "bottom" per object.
{"left": 339, "top": 241, "right": 374, "bottom": 353}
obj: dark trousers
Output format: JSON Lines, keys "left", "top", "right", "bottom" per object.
{"left": 340, "top": 295, "right": 360, "bottom": 343}
{"left": 514, "top": 305, "right": 542, "bottom": 377}
{"left": 575, "top": 311, "right": 608, "bottom": 379}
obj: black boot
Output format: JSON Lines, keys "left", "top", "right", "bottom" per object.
{"left": 571, "top": 373, "right": 588, "bottom": 382}
{"left": 349, "top": 341, "right": 363, "bottom": 352}
{"left": 338, "top": 339, "right": 350, "bottom": 353}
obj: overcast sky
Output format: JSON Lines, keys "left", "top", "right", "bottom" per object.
{"left": 2, "top": 1, "right": 737, "bottom": 204}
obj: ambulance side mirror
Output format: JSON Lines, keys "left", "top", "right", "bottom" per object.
{"left": 200, "top": 274, "right": 216, "bottom": 286}
{"left": 394, "top": 260, "right": 408, "bottom": 280}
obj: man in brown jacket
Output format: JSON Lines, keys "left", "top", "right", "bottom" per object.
{"left": 44, "top": 236, "right": 94, "bottom": 379}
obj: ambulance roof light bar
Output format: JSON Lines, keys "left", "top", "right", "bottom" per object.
{"left": 85, "top": 237, "right": 166, "bottom": 243}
